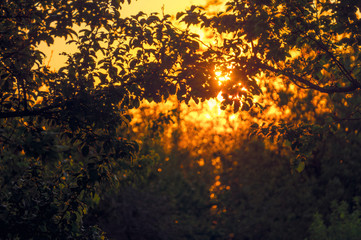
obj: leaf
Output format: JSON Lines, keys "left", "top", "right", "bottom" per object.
{"left": 296, "top": 161, "right": 305, "bottom": 173}
{"left": 241, "top": 102, "right": 250, "bottom": 111}
{"left": 234, "top": 100, "right": 240, "bottom": 113}
{"left": 147, "top": 15, "right": 160, "bottom": 24}
{"left": 176, "top": 12, "right": 185, "bottom": 20}
{"left": 81, "top": 145, "right": 89, "bottom": 157}
{"left": 129, "top": 59, "right": 138, "bottom": 69}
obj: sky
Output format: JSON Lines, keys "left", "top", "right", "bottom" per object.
{"left": 120, "top": 0, "right": 207, "bottom": 16}
{"left": 41, "top": 0, "right": 209, "bottom": 69}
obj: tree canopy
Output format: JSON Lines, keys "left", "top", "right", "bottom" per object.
{"left": 177, "top": 0, "right": 361, "bottom": 110}
{"left": 1, "top": 0, "right": 361, "bottom": 239}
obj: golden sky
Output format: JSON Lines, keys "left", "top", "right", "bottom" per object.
{"left": 41, "top": 0, "right": 208, "bottom": 69}
{"left": 121, "top": 0, "right": 207, "bottom": 16}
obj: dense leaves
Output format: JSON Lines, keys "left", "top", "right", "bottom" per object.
{"left": 177, "top": 0, "right": 361, "bottom": 112}
{"left": 0, "top": 0, "right": 218, "bottom": 238}
{"left": 1, "top": 0, "right": 361, "bottom": 239}
{"left": 175, "top": 0, "right": 361, "bottom": 171}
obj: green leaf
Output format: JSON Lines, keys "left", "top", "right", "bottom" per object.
{"left": 296, "top": 161, "right": 305, "bottom": 173}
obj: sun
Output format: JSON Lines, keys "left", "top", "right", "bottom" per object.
{"left": 214, "top": 66, "right": 232, "bottom": 102}
{"left": 215, "top": 70, "right": 230, "bottom": 86}
{"left": 215, "top": 65, "right": 251, "bottom": 104}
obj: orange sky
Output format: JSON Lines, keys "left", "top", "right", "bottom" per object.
{"left": 121, "top": 0, "right": 207, "bottom": 16}
{"left": 40, "top": 0, "right": 209, "bottom": 69}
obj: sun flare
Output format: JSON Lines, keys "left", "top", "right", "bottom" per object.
{"left": 215, "top": 70, "right": 230, "bottom": 86}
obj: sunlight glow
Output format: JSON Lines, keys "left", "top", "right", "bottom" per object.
{"left": 198, "top": 158, "right": 205, "bottom": 166}
{"left": 216, "top": 92, "right": 224, "bottom": 102}
{"left": 215, "top": 70, "right": 231, "bottom": 86}
{"left": 215, "top": 66, "right": 232, "bottom": 86}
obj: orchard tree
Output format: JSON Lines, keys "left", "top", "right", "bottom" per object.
{"left": 177, "top": 0, "right": 361, "bottom": 168}
{"left": 0, "top": 0, "right": 221, "bottom": 238}
{"left": 2, "top": 0, "right": 361, "bottom": 238}
{"left": 179, "top": 0, "right": 361, "bottom": 106}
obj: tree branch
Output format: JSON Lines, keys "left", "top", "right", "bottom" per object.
{"left": 305, "top": 34, "right": 358, "bottom": 86}
{"left": 257, "top": 62, "right": 360, "bottom": 93}
{"left": 0, "top": 104, "right": 62, "bottom": 119}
